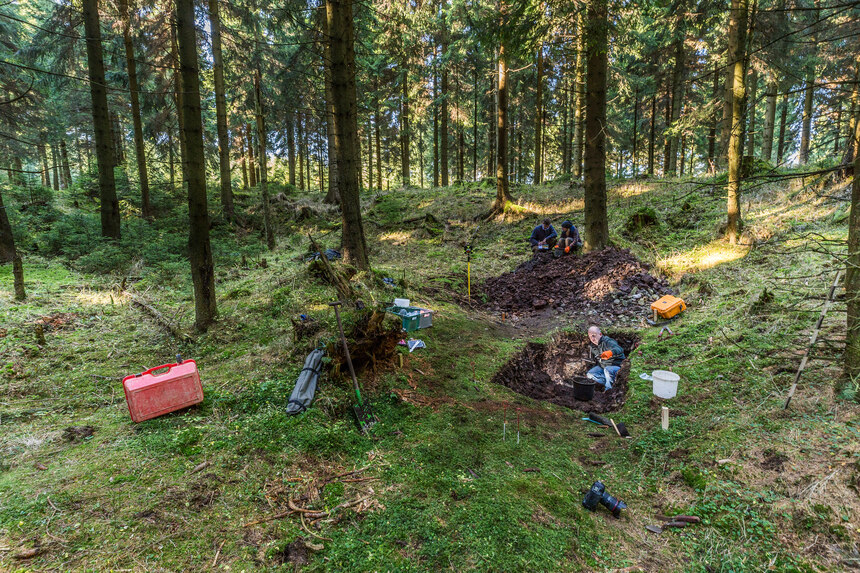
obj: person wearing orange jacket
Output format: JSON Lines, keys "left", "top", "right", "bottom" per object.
{"left": 586, "top": 325, "right": 625, "bottom": 390}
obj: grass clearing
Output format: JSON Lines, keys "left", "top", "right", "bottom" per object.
{"left": 1, "top": 172, "right": 858, "bottom": 571}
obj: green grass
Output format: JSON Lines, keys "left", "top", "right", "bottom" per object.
{"left": 1, "top": 172, "right": 858, "bottom": 571}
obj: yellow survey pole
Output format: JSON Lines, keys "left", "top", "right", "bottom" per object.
{"left": 464, "top": 244, "right": 473, "bottom": 301}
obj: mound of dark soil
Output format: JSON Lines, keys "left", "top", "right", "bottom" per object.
{"left": 483, "top": 248, "right": 674, "bottom": 322}
{"left": 489, "top": 332, "right": 639, "bottom": 413}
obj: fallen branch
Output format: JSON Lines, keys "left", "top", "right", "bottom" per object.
{"left": 242, "top": 509, "right": 294, "bottom": 528}
{"left": 307, "top": 233, "right": 355, "bottom": 301}
{"left": 212, "top": 540, "right": 225, "bottom": 568}
{"left": 287, "top": 499, "right": 328, "bottom": 518}
{"left": 784, "top": 270, "right": 842, "bottom": 409}
{"left": 300, "top": 513, "right": 332, "bottom": 542}
{"left": 129, "top": 294, "right": 192, "bottom": 342}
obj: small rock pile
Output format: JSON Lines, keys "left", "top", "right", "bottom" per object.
{"left": 483, "top": 248, "right": 675, "bottom": 324}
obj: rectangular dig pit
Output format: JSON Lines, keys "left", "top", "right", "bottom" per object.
{"left": 489, "top": 332, "right": 640, "bottom": 414}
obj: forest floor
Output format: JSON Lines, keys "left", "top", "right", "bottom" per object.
{"left": 1, "top": 169, "right": 859, "bottom": 572}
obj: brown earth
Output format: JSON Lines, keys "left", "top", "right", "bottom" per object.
{"left": 489, "top": 332, "right": 640, "bottom": 414}
{"left": 482, "top": 248, "right": 675, "bottom": 324}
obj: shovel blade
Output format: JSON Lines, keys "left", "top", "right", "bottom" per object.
{"left": 353, "top": 403, "right": 377, "bottom": 433}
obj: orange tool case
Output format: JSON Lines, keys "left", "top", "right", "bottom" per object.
{"left": 122, "top": 359, "right": 203, "bottom": 423}
{"left": 650, "top": 295, "right": 687, "bottom": 319}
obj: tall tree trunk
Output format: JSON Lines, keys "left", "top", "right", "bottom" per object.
{"left": 777, "top": 92, "right": 788, "bottom": 165}
{"left": 493, "top": 39, "right": 512, "bottom": 212}
{"left": 583, "top": 0, "right": 609, "bottom": 251}
{"left": 0, "top": 187, "right": 16, "bottom": 263}
{"left": 0, "top": 189, "right": 24, "bottom": 300}
{"left": 12, "top": 157, "right": 24, "bottom": 186}
{"left": 746, "top": 66, "right": 758, "bottom": 157}
{"left": 433, "top": 69, "right": 440, "bottom": 187}
{"left": 401, "top": 62, "right": 410, "bottom": 185}
{"left": 835, "top": 102, "right": 842, "bottom": 153}
{"left": 632, "top": 87, "right": 639, "bottom": 177}
{"left": 534, "top": 45, "right": 543, "bottom": 185}
{"left": 473, "top": 67, "right": 478, "bottom": 180}
{"left": 844, "top": 63, "right": 859, "bottom": 168}
{"left": 51, "top": 144, "right": 60, "bottom": 191}
{"left": 326, "top": 0, "right": 369, "bottom": 270}
{"left": 298, "top": 114, "right": 305, "bottom": 190}
{"left": 562, "top": 76, "right": 570, "bottom": 174}
{"left": 171, "top": 18, "right": 187, "bottom": 187}
{"left": 668, "top": 36, "right": 686, "bottom": 176}
{"left": 441, "top": 31, "right": 449, "bottom": 186}
{"left": 60, "top": 140, "right": 72, "bottom": 187}
{"left": 418, "top": 122, "right": 425, "bottom": 187}
{"left": 708, "top": 62, "right": 719, "bottom": 173}
{"left": 112, "top": 113, "right": 125, "bottom": 166}
{"left": 287, "top": 111, "right": 296, "bottom": 185}
{"left": 119, "top": 0, "right": 151, "bottom": 218}
{"left": 168, "top": 129, "right": 176, "bottom": 191}
{"left": 321, "top": 11, "right": 340, "bottom": 204}
{"left": 456, "top": 72, "right": 464, "bottom": 182}
{"left": 573, "top": 12, "right": 585, "bottom": 179}
{"left": 487, "top": 71, "right": 495, "bottom": 180}
{"left": 847, "top": 58, "right": 860, "bottom": 388}
{"left": 367, "top": 117, "right": 373, "bottom": 189}
{"left": 254, "top": 69, "right": 274, "bottom": 250}
{"left": 176, "top": 0, "right": 216, "bottom": 330}
{"left": 375, "top": 99, "right": 382, "bottom": 190}
{"left": 761, "top": 71, "right": 778, "bottom": 161}
{"left": 83, "top": 0, "right": 120, "bottom": 239}
{"left": 238, "top": 132, "right": 248, "bottom": 189}
{"left": 726, "top": 0, "right": 749, "bottom": 244}
{"left": 208, "top": 0, "right": 233, "bottom": 220}
{"left": 648, "top": 95, "right": 656, "bottom": 176}
{"left": 663, "top": 82, "right": 671, "bottom": 176}
{"left": 246, "top": 124, "right": 257, "bottom": 187}
{"left": 38, "top": 140, "right": 50, "bottom": 187}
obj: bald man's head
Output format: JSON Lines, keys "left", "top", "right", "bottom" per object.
{"left": 588, "top": 326, "right": 602, "bottom": 344}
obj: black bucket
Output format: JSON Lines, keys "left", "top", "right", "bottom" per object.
{"left": 572, "top": 377, "right": 596, "bottom": 401}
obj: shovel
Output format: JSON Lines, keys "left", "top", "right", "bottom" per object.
{"left": 330, "top": 301, "right": 377, "bottom": 434}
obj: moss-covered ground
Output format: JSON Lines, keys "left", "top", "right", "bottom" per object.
{"left": 1, "top": 170, "right": 858, "bottom": 571}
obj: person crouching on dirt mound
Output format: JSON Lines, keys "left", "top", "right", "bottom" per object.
{"left": 553, "top": 220, "right": 582, "bottom": 257}
{"left": 586, "top": 326, "right": 625, "bottom": 390}
{"left": 529, "top": 218, "right": 557, "bottom": 253}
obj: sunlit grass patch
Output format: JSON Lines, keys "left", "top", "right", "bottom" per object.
{"left": 657, "top": 240, "right": 750, "bottom": 274}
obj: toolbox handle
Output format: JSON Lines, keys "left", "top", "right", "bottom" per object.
{"left": 141, "top": 364, "right": 174, "bottom": 376}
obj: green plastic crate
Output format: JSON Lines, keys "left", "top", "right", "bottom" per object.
{"left": 386, "top": 306, "right": 433, "bottom": 332}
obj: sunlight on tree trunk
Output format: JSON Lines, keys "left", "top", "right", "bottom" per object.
{"left": 725, "top": 0, "right": 749, "bottom": 244}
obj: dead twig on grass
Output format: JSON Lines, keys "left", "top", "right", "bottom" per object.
{"left": 129, "top": 293, "right": 192, "bottom": 342}
{"left": 784, "top": 270, "right": 842, "bottom": 409}
{"left": 212, "top": 540, "right": 225, "bottom": 568}
{"left": 300, "top": 513, "right": 332, "bottom": 542}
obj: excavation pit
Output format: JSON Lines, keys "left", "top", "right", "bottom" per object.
{"left": 490, "top": 332, "right": 640, "bottom": 414}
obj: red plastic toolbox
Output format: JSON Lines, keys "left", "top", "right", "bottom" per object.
{"left": 122, "top": 360, "right": 203, "bottom": 423}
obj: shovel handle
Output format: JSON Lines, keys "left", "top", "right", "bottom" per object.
{"left": 331, "top": 301, "right": 362, "bottom": 404}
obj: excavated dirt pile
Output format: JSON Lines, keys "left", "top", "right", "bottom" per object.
{"left": 489, "top": 332, "right": 639, "bottom": 413}
{"left": 483, "top": 248, "right": 675, "bottom": 322}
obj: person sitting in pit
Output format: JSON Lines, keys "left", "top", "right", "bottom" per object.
{"left": 586, "top": 325, "right": 625, "bottom": 390}
{"left": 529, "top": 218, "right": 557, "bottom": 253}
{"left": 553, "top": 220, "right": 582, "bottom": 257}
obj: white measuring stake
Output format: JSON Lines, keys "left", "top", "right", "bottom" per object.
{"left": 661, "top": 406, "right": 669, "bottom": 431}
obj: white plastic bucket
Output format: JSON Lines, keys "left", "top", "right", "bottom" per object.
{"left": 652, "top": 370, "right": 680, "bottom": 399}
{"left": 394, "top": 298, "right": 410, "bottom": 308}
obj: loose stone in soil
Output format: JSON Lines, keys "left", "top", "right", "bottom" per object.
{"left": 490, "top": 332, "right": 639, "bottom": 414}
